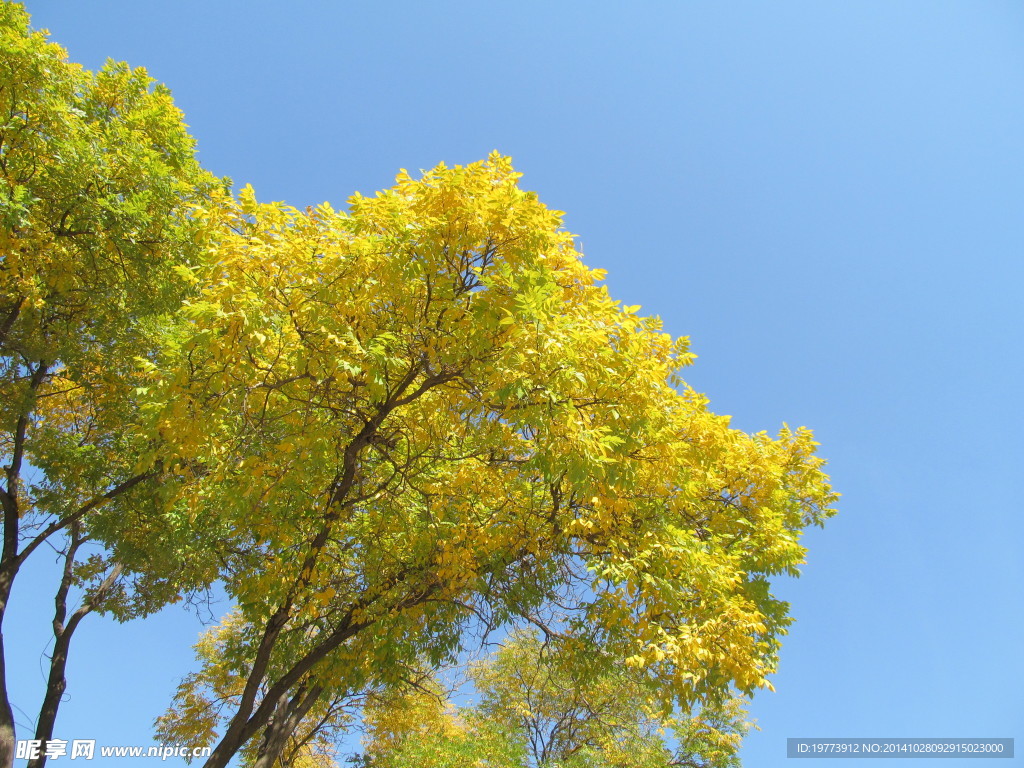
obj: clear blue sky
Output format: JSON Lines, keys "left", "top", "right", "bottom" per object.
{"left": 11, "top": 1, "right": 1023, "bottom": 766}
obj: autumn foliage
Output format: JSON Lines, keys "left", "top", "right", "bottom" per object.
{"left": 0, "top": 5, "right": 836, "bottom": 768}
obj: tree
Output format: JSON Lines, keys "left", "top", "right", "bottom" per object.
{"left": 136, "top": 154, "right": 836, "bottom": 768}
{"left": 0, "top": 5, "right": 218, "bottom": 765}
{"left": 468, "top": 630, "right": 749, "bottom": 768}
{"left": 1, "top": 8, "right": 837, "bottom": 764}
{"left": 362, "top": 630, "right": 751, "bottom": 768}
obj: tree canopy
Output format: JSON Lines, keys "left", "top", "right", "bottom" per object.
{"left": 1, "top": 6, "right": 837, "bottom": 768}
{"left": 134, "top": 154, "right": 834, "bottom": 768}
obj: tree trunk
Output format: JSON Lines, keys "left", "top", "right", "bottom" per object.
{"left": 252, "top": 684, "right": 323, "bottom": 768}
{"left": 28, "top": 526, "right": 120, "bottom": 768}
{"left": 0, "top": 630, "right": 15, "bottom": 768}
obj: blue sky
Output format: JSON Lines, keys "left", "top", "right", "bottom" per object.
{"left": 11, "top": 1, "right": 1023, "bottom": 765}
